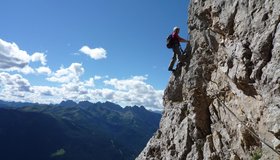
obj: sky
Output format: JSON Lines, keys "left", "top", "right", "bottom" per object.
{"left": 0, "top": 0, "right": 190, "bottom": 110}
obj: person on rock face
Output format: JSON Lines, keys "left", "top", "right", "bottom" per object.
{"left": 168, "top": 26, "right": 189, "bottom": 72}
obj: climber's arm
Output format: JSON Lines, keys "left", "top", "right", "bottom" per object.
{"left": 178, "top": 36, "right": 189, "bottom": 43}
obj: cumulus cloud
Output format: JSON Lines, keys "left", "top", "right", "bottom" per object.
{"left": 84, "top": 78, "right": 94, "bottom": 87}
{"left": 0, "top": 39, "right": 30, "bottom": 69}
{"left": 31, "top": 52, "right": 47, "bottom": 65}
{"left": 33, "top": 86, "right": 55, "bottom": 96}
{"left": 0, "top": 39, "right": 48, "bottom": 74}
{"left": 79, "top": 45, "right": 107, "bottom": 60}
{"left": 47, "top": 63, "right": 84, "bottom": 83}
{"left": 20, "top": 66, "right": 35, "bottom": 74}
{"left": 36, "top": 66, "right": 52, "bottom": 75}
{"left": 0, "top": 72, "right": 33, "bottom": 100}
{"left": 104, "top": 76, "right": 148, "bottom": 91}
{"left": 0, "top": 71, "right": 163, "bottom": 110}
{"left": 0, "top": 72, "right": 62, "bottom": 103}
{"left": 104, "top": 76, "right": 163, "bottom": 109}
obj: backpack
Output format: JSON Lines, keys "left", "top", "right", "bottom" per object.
{"left": 166, "top": 34, "right": 174, "bottom": 49}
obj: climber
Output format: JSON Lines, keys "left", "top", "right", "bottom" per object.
{"left": 168, "top": 26, "right": 189, "bottom": 71}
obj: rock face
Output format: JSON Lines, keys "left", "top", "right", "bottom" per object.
{"left": 137, "top": 0, "right": 280, "bottom": 159}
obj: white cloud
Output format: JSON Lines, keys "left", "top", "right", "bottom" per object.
{"left": 28, "top": 85, "right": 62, "bottom": 104}
{"left": 84, "top": 78, "right": 94, "bottom": 87}
{"left": 94, "top": 75, "right": 102, "bottom": 80}
{"left": 0, "top": 72, "right": 62, "bottom": 104}
{"left": 36, "top": 66, "right": 52, "bottom": 75}
{"left": 47, "top": 63, "right": 84, "bottom": 83}
{"left": 20, "top": 65, "right": 35, "bottom": 74}
{"left": 0, "top": 39, "right": 30, "bottom": 69}
{"left": 31, "top": 52, "right": 47, "bottom": 65}
{"left": 104, "top": 76, "right": 148, "bottom": 91}
{"left": 62, "top": 82, "right": 80, "bottom": 92}
{"left": 0, "top": 71, "right": 164, "bottom": 110}
{"left": 103, "top": 76, "right": 163, "bottom": 109}
{"left": 33, "top": 86, "right": 55, "bottom": 96}
{"left": 79, "top": 45, "right": 107, "bottom": 60}
{"left": 0, "top": 72, "right": 33, "bottom": 100}
{"left": 0, "top": 39, "right": 48, "bottom": 74}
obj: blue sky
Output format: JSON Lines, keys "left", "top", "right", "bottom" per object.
{"left": 0, "top": 0, "right": 190, "bottom": 110}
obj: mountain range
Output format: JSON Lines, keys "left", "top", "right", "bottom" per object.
{"left": 0, "top": 100, "right": 161, "bottom": 160}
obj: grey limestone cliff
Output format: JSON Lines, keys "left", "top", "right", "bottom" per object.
{"left": 137, "top": 0, "right": 280, "bottom": 159}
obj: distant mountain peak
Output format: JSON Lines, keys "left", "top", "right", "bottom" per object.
{"left": 59, "top": 100, "right": 77, "bottom": 107}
